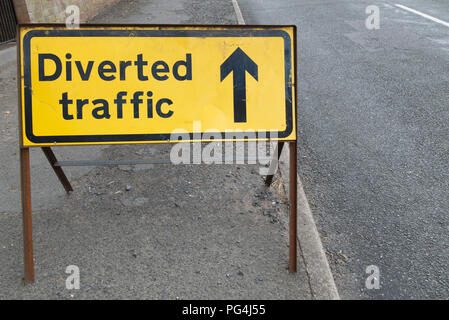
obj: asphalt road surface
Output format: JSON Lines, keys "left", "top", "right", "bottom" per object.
{"left": 237, "top": 0, "right": 449, "bottom": 299}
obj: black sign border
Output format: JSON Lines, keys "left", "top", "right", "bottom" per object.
{"left": 22, "top": 27, "right": 294, "bottom": 144}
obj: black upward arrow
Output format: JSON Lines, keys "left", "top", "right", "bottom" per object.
{"left": 220, "top": 48, "right": 258, "bottom": 123}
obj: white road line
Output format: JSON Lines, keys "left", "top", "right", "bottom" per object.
{"left": 231, "top": 0, "right": 246, "bottom": 24}
{"left": 395, "top": 4, "right": 449, "bottom": 28}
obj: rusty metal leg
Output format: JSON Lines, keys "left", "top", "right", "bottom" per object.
{"left": 265, "top": 141, "right": 285, "bottom": 186}
{"left": 288, "top": 141, "right": 298, "bottom": 273}
{"left": 42, "top": 147, "right": 73, "bottom": 193}
{"left": 20, "top": 147, "right": 35, "bottom": 285}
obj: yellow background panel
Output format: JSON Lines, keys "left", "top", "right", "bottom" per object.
{"left": 20, "top": 26, "right": 296, "bottom": 146}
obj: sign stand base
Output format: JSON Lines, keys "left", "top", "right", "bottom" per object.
{"left": 20, "top": 142, "right": 298, "bottom": 284}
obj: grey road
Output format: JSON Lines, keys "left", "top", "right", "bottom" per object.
{"left": 237, "top": 0, "right": 449, "bottom": 299}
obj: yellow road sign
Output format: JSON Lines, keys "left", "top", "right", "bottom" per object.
{"left": 18, "top": 25, "right": 296, "bottom": 146}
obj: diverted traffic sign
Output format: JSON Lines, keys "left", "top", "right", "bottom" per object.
{"left": 17, "top": 24, "right": 299, "bottom": 285}
{"left": 19, "top": 25, "right": 296, "bottom": 146}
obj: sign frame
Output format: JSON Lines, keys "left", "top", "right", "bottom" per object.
{"left": 19, "top": 24, "right": 296, "bottom": 147}
{"left": 17, "top": 24, "right": 298, "bottom": 285}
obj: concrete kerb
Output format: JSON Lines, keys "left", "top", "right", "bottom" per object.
{"left": 277, "top": 143, "right": 340, "bottom": 299}
{"left": 230, "top": 0, "right": 339, "bottom": 300}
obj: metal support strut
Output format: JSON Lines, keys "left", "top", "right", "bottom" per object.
{"left": 264, "top": 141, "right": 297, "bottom": 273}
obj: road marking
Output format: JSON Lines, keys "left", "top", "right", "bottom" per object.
{"left": 395, "top": 4, "right": 449, "bottom": 28}
{"left": 231, "top": 0, "right": 245, "bottom": 24}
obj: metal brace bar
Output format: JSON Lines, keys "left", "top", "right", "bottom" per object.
{"left": 54, "top": 157, "right": 273, "bottom": 167}
{"left": 42, "top": 147, "right": 73, "bottom": 193}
